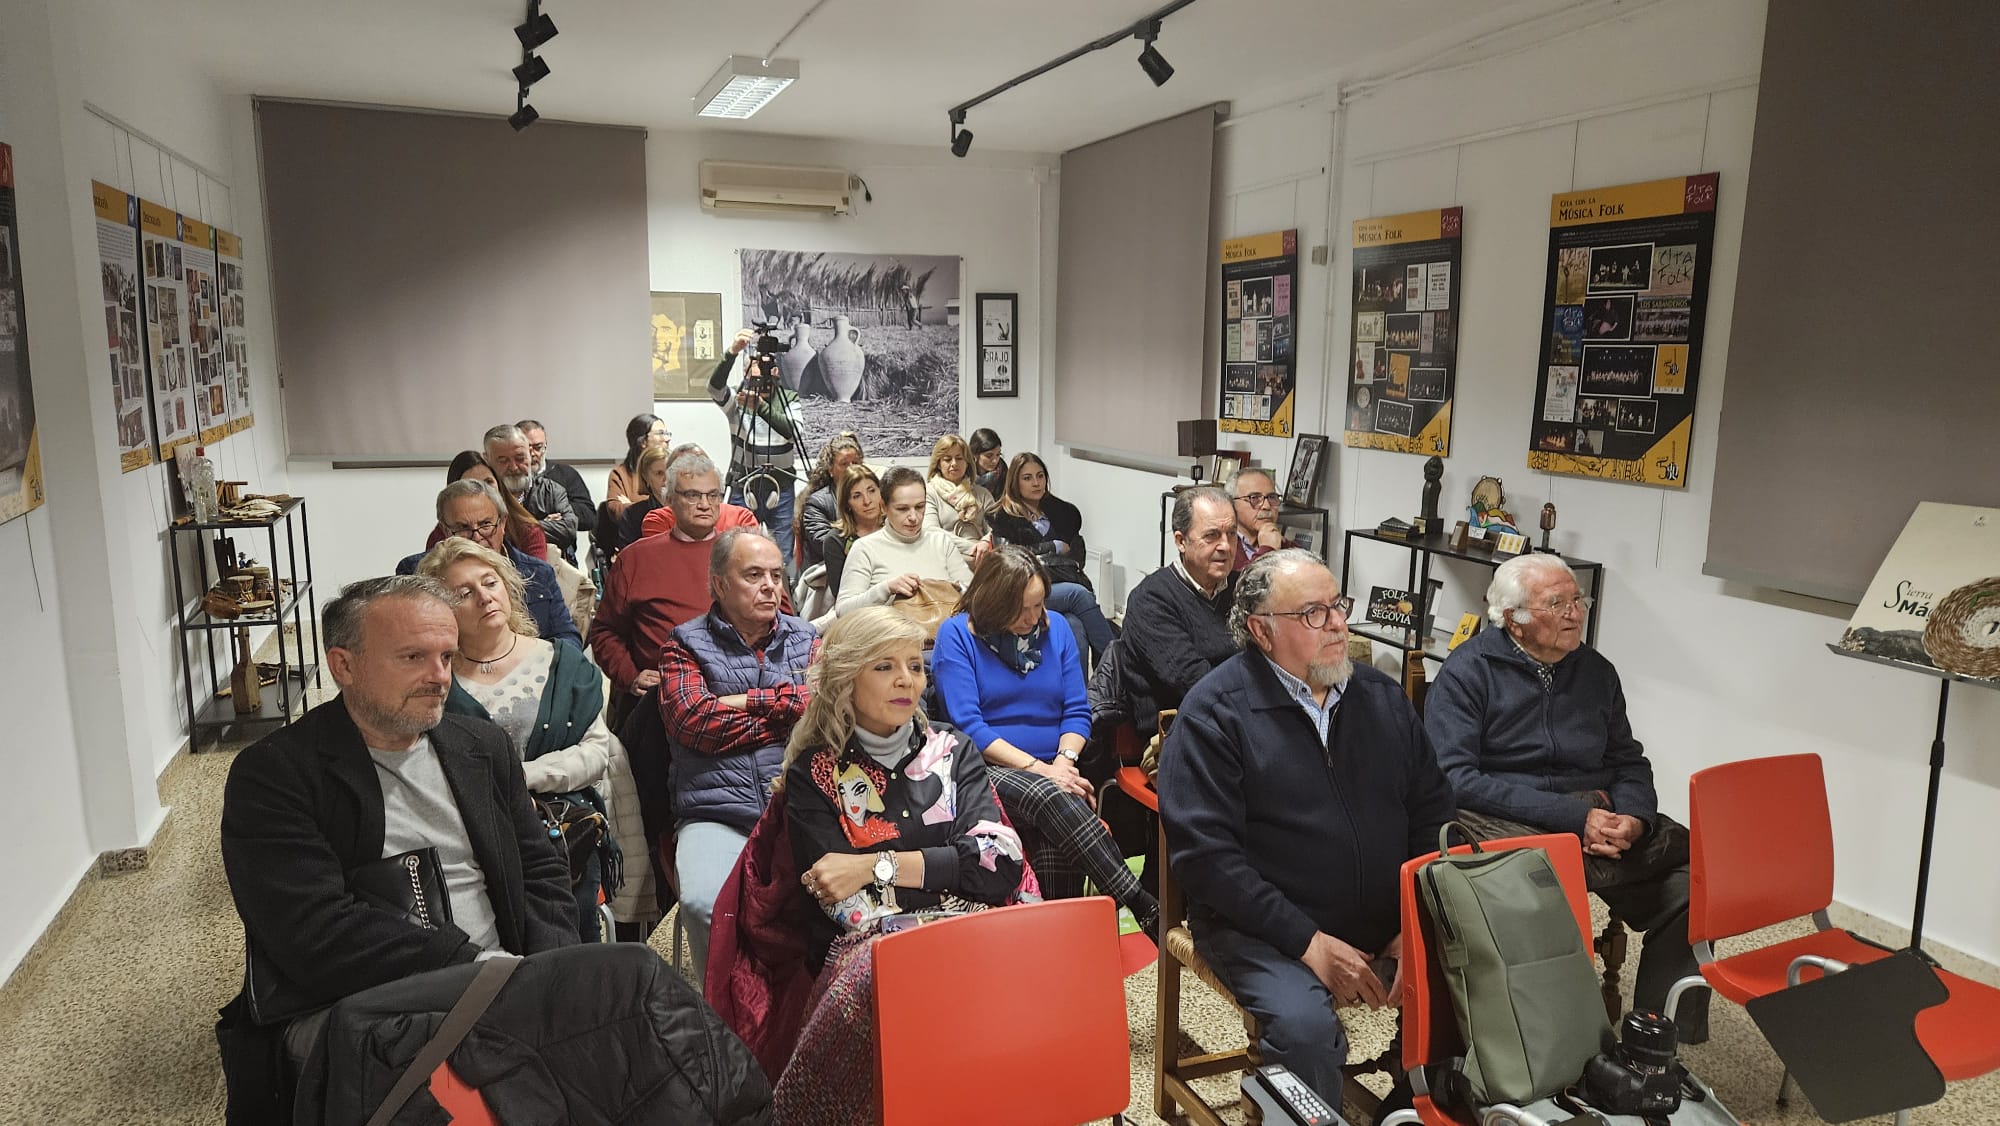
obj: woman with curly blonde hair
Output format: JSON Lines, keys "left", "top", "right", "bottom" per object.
{"left": 923, "top": 433, "right": 993, "bottom": 566}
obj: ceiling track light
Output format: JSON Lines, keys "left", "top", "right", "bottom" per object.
{"left": 514, "top": 9, "right": 558, "bottom": 50}
{"left": 513, "top": 53, "right": 551, "bottom": 89}
{"left": 1136, "top": 20, "right": 1174, "bottom": 86}
{"left": 509, "top": 98, "right": 540, "bottom": 132}
{"left": 943, "top": 0, "right": 1200, "bottom": 155}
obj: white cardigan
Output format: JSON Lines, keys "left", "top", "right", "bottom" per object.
{"left": 835, "top": 525, "right": 974, "bottom": 615}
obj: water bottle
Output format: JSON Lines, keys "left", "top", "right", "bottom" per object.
{"left": 189, "top": 446, "right": 219, "bottom": 523}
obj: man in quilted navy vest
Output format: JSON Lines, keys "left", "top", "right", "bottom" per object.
{"left": 658, "top": 527, "right": 820, "bottom": 985}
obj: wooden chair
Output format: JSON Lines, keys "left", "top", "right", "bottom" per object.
{"left": 1123, "top": 767, "right": 1394, "bottom": 1125}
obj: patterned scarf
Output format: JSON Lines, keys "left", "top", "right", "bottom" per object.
{"left": 978, "top": 619, "right": 1046, "bottom": 674}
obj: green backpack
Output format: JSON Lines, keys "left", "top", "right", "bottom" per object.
{"left": 1417, "top": 822, "right": 1610, "bottom": 1107}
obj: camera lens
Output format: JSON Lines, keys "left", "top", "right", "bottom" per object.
{"left": 1618, "top": 1009, "right": 1679, "bottom": 1070}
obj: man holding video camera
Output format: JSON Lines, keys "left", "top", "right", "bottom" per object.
{"left": 710, "top": 326, "right": 806, "bottom": 570}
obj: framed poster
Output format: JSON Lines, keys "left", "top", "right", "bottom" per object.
{"left": 976, "top": 292, "right": 1017, "bottom": 398}
{"left": 649, "top": 290, "right": 723, "bottom": 400}
{"left": 138, "top": 198, "right": 198, "bottom": 456}
{"left": 93, "top": 182, "right": 152, "bottom": 471}
{"left": 1344, "top": 206, "right": 1463, "bottom": 456}
{"left": 179, "top": 216, "right": 228, "bottom": 444}
{"left": 214, "top": 227, "right": 253, "bottom": 435}
{"left": 1527, "top": 173, "right": 1718, "bottom": 486}
{"left": 1284, "top": 432, "right": 1328, "bottom": 507}
{"left": 1218, "top": 229, "right": 1299, "bottom": 437}
{"left": 0, "top": 143, "right": 45, "bottom": 526}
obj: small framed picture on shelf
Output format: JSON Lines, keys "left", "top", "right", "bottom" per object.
{"left": 1285, "top": 433, "right": 1329, "bottom": 507}
{"left": 1210, "top": 450, "right": 1247, "bottom": 489}
{"left": 976, "top": 292, "right": 1018, "bottom": 399}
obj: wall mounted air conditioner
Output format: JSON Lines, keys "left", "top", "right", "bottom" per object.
{"left": 699, "top": 160, "right": 852, "bottom": 215}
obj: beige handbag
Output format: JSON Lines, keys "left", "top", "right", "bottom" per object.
{"left": 888, "top": 578, "right": 962, "bottom": 642}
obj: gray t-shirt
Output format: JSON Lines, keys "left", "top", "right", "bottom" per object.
{"left": 368, "top": 734, "right": 502, "bottom": 953}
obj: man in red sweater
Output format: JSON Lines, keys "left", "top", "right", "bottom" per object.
{"left": 591, "top": 452, "right": 731, "bottom": 727}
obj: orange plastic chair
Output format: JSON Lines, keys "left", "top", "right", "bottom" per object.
{"left": 874, "top": 897, "right": 1131, "bottom": 1126}
{"left": 1675, "top": 754, "right": 2000, "bottom": 1103}
{"left": 1388, "top": 832, "right": 1595, "bottom": 1126}
{"left": 429, "top": 1060, "right": 499, "bottom": 1124}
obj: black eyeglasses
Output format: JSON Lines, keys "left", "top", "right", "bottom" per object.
{"left": 674, "top": 489, "right": 724, "bottom": 505}
{"left": 446, "top": 519, "right": 500, "bottom": 538}
{"left": 1235, "top": 491, "right": 1281, "bottom": 508}
{"left": 1261, "top": 596, "right": 1355, "bottom": 630}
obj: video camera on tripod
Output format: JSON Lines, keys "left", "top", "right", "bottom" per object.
{"left": 733, "top": 320, "right": 808, "bottom": 526}
{"left": 741, "top": 319, "right": 791, "bottom": 399}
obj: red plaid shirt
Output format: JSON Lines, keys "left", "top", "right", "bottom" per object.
{"left": 658, "top": 630, "right": 821, "bottom": 756}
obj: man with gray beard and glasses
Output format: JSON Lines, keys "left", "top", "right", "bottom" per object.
{"left": 216, "top": 576, "right": 576, "bottom": 1113}
{"left": 1157, "top": 549, "right": 1456, "bottom": 1108}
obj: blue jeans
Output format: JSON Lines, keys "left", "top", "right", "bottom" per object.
{"left": 674, "top": 819, "right": 753, "bottom": 990}
{"left": 730, "top": 482, "right": 796, "bottom": 574}
{"left": 1046, "top": 581, "right": 1112, "bottom": 659}
{"left": 1195, "top": 921, "right": 1351, "bottom": 1106}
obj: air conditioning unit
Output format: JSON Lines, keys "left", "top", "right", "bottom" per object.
{"left": 699, "top": 160, "right": 852, "bottom": 215}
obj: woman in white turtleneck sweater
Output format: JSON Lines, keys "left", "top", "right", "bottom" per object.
{"left": 834, "top": 466, "right": 973, "bottom": 616}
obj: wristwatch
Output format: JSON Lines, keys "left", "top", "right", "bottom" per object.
{"left": 1057, "top": 747, "right": 1082, "bottom": 765}
{"left": 873, "top": 850, "right": 899, "bottom": 911}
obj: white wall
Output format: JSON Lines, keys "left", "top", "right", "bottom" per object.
{"left": 1057, "top": 0, "right": 2000, "bottom": 964}
{"left": 289, "top": 129, "right": 1052, "bottom": 601}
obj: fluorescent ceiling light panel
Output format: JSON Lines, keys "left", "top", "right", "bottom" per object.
{"left": 694, "top": 55, "right": 800, "bottom": 119}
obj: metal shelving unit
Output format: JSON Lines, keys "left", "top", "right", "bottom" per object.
{"left": 167, "top": 497, "right": 321, "bottom": 750}
{"left": 1338, "top": 527, "right": 1604, "bottom": 663}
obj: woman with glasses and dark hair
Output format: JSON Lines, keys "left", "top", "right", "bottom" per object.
{"left": 931, "top": 546, "right": 1159, "bottom": 934}
{"left": 605, "top": 413, "right": 670, "bottom": 523}
{"left": 966, "top": 427, "right": 1005, "bottom": 496}
{"left": 423, "top": 450, "right": 547, "bottom": 558}
{"left": 1227, "top": 466, "right": 1297, "bottom": 572}
{"left": 983, "top": 452, "right": 1115, "bottom": 662}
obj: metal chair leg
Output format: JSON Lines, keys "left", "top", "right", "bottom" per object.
{"left": 1775, "top": 1067, "right": 1792, "bottom": 1107}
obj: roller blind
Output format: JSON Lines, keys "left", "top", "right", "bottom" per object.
{"left": 1054, "top": 106, "right": 1217, "bottom": 459}
{"left": 1704, "top": 0, "right": 2000, "bottom": 601}
{"left": 257, "top": 100, "right": 649, "bottom": 460}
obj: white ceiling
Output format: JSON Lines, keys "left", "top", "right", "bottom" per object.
{"left": 114, "top": 0, "right": 1601, "bottom": 153}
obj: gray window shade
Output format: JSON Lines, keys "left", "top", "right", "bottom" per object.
{"left": 257, "top": 100, "right": 649, "bottom": 460}
{"left": 1055, "top": 107, "right": 1217, "bottom": 459}
{"left": 1704, "top": 0, "right": 2000, "bottom": 602}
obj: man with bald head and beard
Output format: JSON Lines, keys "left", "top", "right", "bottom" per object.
{"left": 217, "top": 576, "right": 576, "bottom": 1107}
{"left": 1158, "top": 549, "right": 1455, "bottom": 1108}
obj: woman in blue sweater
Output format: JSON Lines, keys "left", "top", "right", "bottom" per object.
{"left": 931, "top": 545, "right": 1158, "bottom": 934}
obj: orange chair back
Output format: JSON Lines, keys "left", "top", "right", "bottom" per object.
{"left": 874, "top": 898, "right": 1129, "bottom": 1125}
{"left": 1688, "top": 753, "right": 1834, "bottom": 945}
{"left": 1398, "top": 832, "right": 1594, "bottom": 1085}
{"left": 430, "top": 1061, "right": 498, "bottom": 1125}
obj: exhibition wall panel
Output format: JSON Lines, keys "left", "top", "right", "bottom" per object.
{"left": 1704, "top": 0, "right": 2000, "bottom": 602}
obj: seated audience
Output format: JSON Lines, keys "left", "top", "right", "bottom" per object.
{"left": 833, "top": 466, "right": 972, "bottom": 615}
{"left": 518, "top": 417, "right": 596, "bottom": 541}
{"left": 423, "top": 450, "right": 547, "bottom": 560}
{"left": 932, "top": 546, "right": 1160, "bottom": 933}
{"left": 218, "top": 576, "right": 577, "bottom": 1095}
{"left": 796, "top": 431, "right": 865, "bottom": 569}
{"left": 984, "top": 452, "right": 1115, "bottom": 660}
{"left": 967, "top": 427, "right": 1005, "bottom": 496}
{"left": 397, "top": 480, "right": 579, "bottom": 648}
{"left": 1229, "top": 467, "right": 1297, "bottom": 572}
{"left": 819, "top": 464, "right": 883, "bottom": 595}
{"left": 1120, "top": 486, "right": 1239, "bottom": 736}
{"left": 923, "top": 433, "right": 993, "bottom": 566}
{"left": 657, "top": 528, "right": 819, "bottom": 982}
{"left": 1426, "top": 553, "right": 1707, "bottom": 1041}
{"left": 419, "top": 538, "right": 640, "bottom": 944}
{"left": 605, "top": 412, "right": 670, "bottom": 524}
{"left": 771, "top": 606, "right": 1029, "bottom": 1124}
{"left": 1158, "top": 549, "right": 1456, "bottom": 1107}
{"left": 486, "top": 423, "right": 578, "bottom": 564}
{"left": 589, "top": 451, "right": 736, "bottom": 726}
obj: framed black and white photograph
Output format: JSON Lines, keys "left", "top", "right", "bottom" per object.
{"left": 1284, "top": 432, "right": 1328, "bottom": 507}
{"left": 976, "top": 291, "right": 1017, "bottom": 399}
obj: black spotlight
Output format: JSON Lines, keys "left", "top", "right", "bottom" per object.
{"left": 512, "top": 54, "right": 550, "bottom": 88}
{"left": 514, "top": 11, "right": 558, "bottom": 50}
{"left": 949, "top": 109, "right": 973, "bottom": 158}
{"left": 1136, "top": 20, "right": 1173, "bottom": 86}
{"left": 509, "top": 101, "right": 540, "bottom": 131}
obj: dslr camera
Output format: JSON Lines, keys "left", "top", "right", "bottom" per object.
{"left": 741, "top": 319, "right": 790, "bottom": 398}
{"left": 1580, "top": 1009, "right": 1687, "bottom": 1116}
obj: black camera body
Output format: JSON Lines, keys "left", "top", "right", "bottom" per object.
{"left": 742, "top": 319, "right": 790, "bottom": 398}
{"left": 1581, "top": 1010, "right": 1685, "bottom": 1116}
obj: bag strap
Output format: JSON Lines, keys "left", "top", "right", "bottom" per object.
{"left": 1437, "top": 820, "right": 1484, "bottom": 856}
{"left": 362, "top": 954, "right": 521, "bottom": 1126}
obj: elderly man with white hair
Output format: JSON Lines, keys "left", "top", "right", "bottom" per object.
{"left": 1425, "top": 552, "right": 1707, "bottom": 1042}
